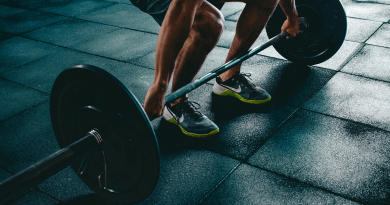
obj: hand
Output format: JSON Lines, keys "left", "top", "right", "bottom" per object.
{"left": 143, "top": 85, "right": 165, "bottom": 121}
{"left": 281, "top": 16, "right": 300, "bottom": 39}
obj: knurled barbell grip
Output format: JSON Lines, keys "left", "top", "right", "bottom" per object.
{"left": 0, "top": 129, "right": 103, "bottom": 204}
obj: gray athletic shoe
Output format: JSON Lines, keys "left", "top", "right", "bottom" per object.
{"left": 212, "top": 72, "right": 271, "bottom": 104}
{"left": 163, "top": 99, "right": 219, "bottom": 138}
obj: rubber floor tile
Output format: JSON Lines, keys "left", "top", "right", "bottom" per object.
{"left": 0, "top": 169, "right": 12, "bottom": 181}
{"left": 10, "top": 190, "right": 60, "bottom": 205}
{"left": 303, "top": 72, "right": 390, "bottom": 131}
{"left": 77, "top": 4, "right": 160, "bottom": 34}
{"left": 22, "top": 18, "right": 119, "bottom": 47}
{"left": 345, "top": 18, "right": 382, "bottom": 43}
{"left": 0, "top": 0, "right": 73, "bottom": 10}
{"left": 137, "top": 149, "right": 239, "bottom": 205}
{"left": 128, "top": 51, "right": 156, "bottom": 69}
{"left": 341, "top": 45, "right": 390, "bottom": 82}
{"left": 315, "top": 41, "right": 362, "bottom": 70}
{"left": 0, "top": 102, "right": 55, "bottom": 173}
{"left": 249, "top": 109, "right": 390, "bottom": 204}
{"left": 343, "top": 0, "right": 390, "bottom": 4}
{"left": 341, "top": 1, "right": 390, "bottom": 22}
{"left": 0, "top": 10, "right": 68, "bottom": 35}
{"left": 37, "top": 167, "right": 94, "bottom": 202}
{"left": 36, "top": 0, "right": 116, "bottom": 17}
{"left": 220, "top": 2, "right": 245, "bottom": 18}
{"left": 70, "top": 29, "right": 158, "bottom": 62}
{"left": 183, "top": 84, "right": 298, "bottom": 161}
{"left": 366, "top": 23, "right": 390, "bottom": 48}
{"left": 202, "top": 164, "right": 361, "bottom": 205}
{"left": 0, "top": 49, "right": 125, "bottom": 93}
{"left": 241, "top": 55, "right": 337, "bottom": 107}
{"left": 0, "top": 32, "right": 14, "bottom": 41}
{"left": 104, "top": 0, "right": 132, "bottom": 4}
{"left": 225, "top": 10, "right": 241, "bottom": 21}
{"left": 0, "top": 37, "right": 62, "bottom": 73}
{"left": 0, "top": 5, "right": 27, "bottom": 18}
{"left": 108, "top": 63, "right": 157, "bottom": 104}
{"left": 0, "top": 79, "right": 48, "bottom": 121}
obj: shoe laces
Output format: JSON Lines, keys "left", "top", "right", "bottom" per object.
{"left": 177, "top": 100, "right": 202, "bottom": 120}
{"left": 236, "top": 72, "right": 255, "bottom": 89}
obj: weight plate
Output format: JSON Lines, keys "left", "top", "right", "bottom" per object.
{"left": 50, "top": 65, "right": 159, "bottom": 204}
{"left": 266, "top": 0, "right": 347, "bottom": 65}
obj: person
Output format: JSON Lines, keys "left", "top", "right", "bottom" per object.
{"left": 131, "top": 0, "right": 299, "bottom": 137}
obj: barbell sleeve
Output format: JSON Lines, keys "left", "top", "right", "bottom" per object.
{"left": 0, "top": 130, "right": 102, "bottom": 204}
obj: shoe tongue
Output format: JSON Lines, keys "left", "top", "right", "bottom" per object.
{"left": 181, "top": 100, "right": 202, "bottom": 120}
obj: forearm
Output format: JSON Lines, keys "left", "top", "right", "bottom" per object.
{"left": 278, "top": 0, "right": 298, "bottom": 19}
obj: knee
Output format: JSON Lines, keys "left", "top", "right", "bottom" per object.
{"left": 191, "top": 8, "right": 224, "bottom": 51}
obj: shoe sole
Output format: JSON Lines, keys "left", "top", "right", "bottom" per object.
{"left": 213, "top": 89, "right": 271, "bottom": 104}
{"left": 165, "top": 117, "right": 219, "bottom": 138}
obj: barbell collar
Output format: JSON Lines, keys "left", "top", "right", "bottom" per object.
{"left": 0, "top": 130, "right": 102, "bottom": 204}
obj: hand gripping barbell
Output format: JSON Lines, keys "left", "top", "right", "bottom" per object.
{"left": 0, "top": 0, "right": 347, "bottom": 204}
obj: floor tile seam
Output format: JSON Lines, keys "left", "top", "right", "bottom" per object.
{"left": 337, "top": 69, "right": 390, "bottom": 84}
{"left": 299, "top": 107, "right": 390, "bottom": 134}
{"left": 2, "top": 10, "right": 74, "bottom": 36}
{"left": 241, "top": 161, "right": 364, "bottom": 204}
{"left": 1, "top": 0, "right": 117, "bottom": 19}
{"left": 2, "top": 3, "right": 161, "bottom": 36}
{"left": 5, "top": 33, "right": 135, "bottom": 66}
{"left": 349, "top": 1, "right": 390, "bottom": 5}
{"left": 71, "top": 15, "right": 160, "bottom": 35}
{"left": 69, "top": 0, "right": 122, "bottom": 15}
{"left": 0, "top": 76, "right": 51, "bottom": 96}
{"left": 197, "top": 162, "right": 241, "bottom": 205}
{"left": 32, "top": 187, "right": 64, "bottom": 203}
{"left": 363, "top": 22, "right": 385, "bottom": 44}
{"left": 0, "top": 166, "right": 13, "bottom": 176}
{"left": 6, "top": 189, "right": 33, "bottom": 204}
{"left": 243, "top": 105, "right": 301, "bottom": 162}
{"left": 0, "top": 99, "right": 49, "bottom": 123}
{"left": 333, "top": 41, "right": 366, "bottom": 71}
{"left": 305, "top": 45, "right": 363, "bottom": 99}
{"left": 345, "top": 15, "right": 389, "bottom": 23}
{"left": 365, "top": 42, "right": 390, "bottom": 50}
{"left": 8, "top": 187, "right": 64, "bottom": 204}
{"left": 224, "top": 11, "right": 241, "bottom": 22}
{"left": 0, "top": 38, "right": 58, "bottom": 75}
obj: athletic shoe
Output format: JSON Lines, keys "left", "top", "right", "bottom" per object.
{"left": 163, "top": 99, "right": 219, "bottom": 138}
{"left": 212, "top": 72, "right": 271, "bottom": 104}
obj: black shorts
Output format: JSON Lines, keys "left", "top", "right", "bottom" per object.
{"left": 131, "top": 0, "right": 225, "bottom": 26}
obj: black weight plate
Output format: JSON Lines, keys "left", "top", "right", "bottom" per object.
{"left": 266, "top": 0, "right": 347, "bottom": 65}
{"left": 50, "top": 65, "right": 159, "bottom": 204}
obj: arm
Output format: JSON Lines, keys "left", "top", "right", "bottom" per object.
{"left": 278, "top": 0, "right": 299, "bottom": 38}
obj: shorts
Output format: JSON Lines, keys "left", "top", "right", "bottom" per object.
{"left": 132, "top": 0, "right": 225, "bottom": 26}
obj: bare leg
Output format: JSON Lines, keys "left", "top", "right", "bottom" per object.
{"left": 143, "top": 0, "right": 204, "bottom": 120}
{"left": 219, "top": 0, "right": 278, "bottom": 81}
{"left": 170, "top": 2, "right": 224, "bottom": 105}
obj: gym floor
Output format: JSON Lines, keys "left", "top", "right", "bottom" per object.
{"left": 0, "top": 0, "right": 389, "bottom": 204}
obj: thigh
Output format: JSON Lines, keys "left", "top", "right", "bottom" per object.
{"left": 149, "top": 0, "right": 225, "bottom": 26}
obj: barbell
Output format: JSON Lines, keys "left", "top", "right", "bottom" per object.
{"left": 0, "top": 0, "right": 347, "bottom": 204}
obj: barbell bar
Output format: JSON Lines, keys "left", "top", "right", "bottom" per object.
{"left": 0, "top": 0, "right": 347, "bottom": 203}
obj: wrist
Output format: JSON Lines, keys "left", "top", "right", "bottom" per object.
{"left": 286, "top": 11, "right": 298, "bottom": 20}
